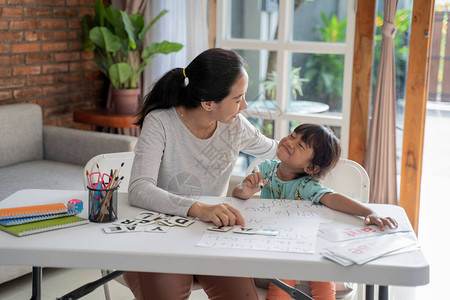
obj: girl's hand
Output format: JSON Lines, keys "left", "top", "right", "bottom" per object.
{"left": 188, "top": 202, "right": 245, "bottom": 227}
{"left": 242, "top": 173, "right": 266, "bottom": 192}
{"left": 232, "top": 173, "right": 266, "bottom": 200}
{"left": 364, "top": 214, "right": 398, "bottom": 231}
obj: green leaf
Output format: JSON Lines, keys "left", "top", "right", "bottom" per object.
{"left": 108, "top": 63, "right": 132, "bottom": 88}
{"left": 142, "top": 41, "right": 183, "bottom": 59}
{"left": 81, "top": 15, "right": 95, "bottom": 51}
{"left": 139, "top": 9, "right": 168, "bottom": 41}
{"left": 105, "top": 5, "right": 127, "bottom": 40}
{"left": 129, "top": 13, "right": 144, "bottom": 32}
{"left": 89, "top": 27, "right": 121, "bottom": 53}
{"left": 120, "top": 11, "right": 137, "bottom": 50}
{"left": 94, "top": 0, "right": 105, "bottom": 27}
{"left": 93, "top": 50, "right": 109, "bottom": 75}
{"left": 130, "top": 13, "right": 144, "bottom": 49}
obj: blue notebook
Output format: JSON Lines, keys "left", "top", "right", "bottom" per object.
{"left": 0, "top": 211, "right": 78, "bottom": 226}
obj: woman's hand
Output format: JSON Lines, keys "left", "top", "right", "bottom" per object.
{"left": 188, "top": 202, "right": 246, "bottom": 227}
{"left": 364, "top": 214, "right": 398, "bottom": 231}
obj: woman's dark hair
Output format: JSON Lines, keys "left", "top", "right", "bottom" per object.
{"left": 293, "top": 123, "right": 342, "bottom": 179}
{"left": 135, "top": 48, "right": 247, "bottom": 128}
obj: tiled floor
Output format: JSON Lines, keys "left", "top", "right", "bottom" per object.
{"left": 0, "top": 107, "right": 448, "bottom": 300}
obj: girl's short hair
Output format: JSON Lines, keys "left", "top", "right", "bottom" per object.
{"left": 293, "top": 123, "right": 341, "bottom": 178}
{"left": 135, "top": 48, "right": 247, "bottom": 128}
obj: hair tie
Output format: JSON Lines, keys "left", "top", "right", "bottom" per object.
{"left": 183, "top": 68, "right": 189, "bottom": 87}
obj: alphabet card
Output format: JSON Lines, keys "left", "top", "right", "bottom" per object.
{"left": 103, "top": 211, "right": 195, "bottom": 234}
{"left": 145, "top": 225, "right": 170, "bottom": 233}
{"left": 167, "top": 216, "right": 195, "bottom": 227}
{"left": 103, "top": 226, "right": 127, "bottom": 234}
{"left": 114, "top": 218, "right": 139, "bottom": 226}
{"left": 320, "top": 233, "right": 417, "bottom": 265}
{"left": 318, "top": 222, "right": 411, "bottom": 242}
{"left": 134, "top": 211, "right": 161, "bottom": 221}
{"left": 207, "top": 226, "right": 233, "bottom": 232}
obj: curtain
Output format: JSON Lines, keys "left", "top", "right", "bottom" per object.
{"left": 365, "top": 0, "right": 399, "bottom": 205}
{"left": 122, "top": 0, "right": 146, "bottom": 14}
{"left": 143, "top": 0, "right": 209, "bottom": 95}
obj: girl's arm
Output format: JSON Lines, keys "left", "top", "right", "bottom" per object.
{"left": 319, "top": 193, "right": 398, "bottom": 230}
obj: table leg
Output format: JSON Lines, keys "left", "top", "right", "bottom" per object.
{"left": 30, "top": 266, "right": 42, "bottom": 300}
{"left": 56, "top": 270, "right": 125, "bottom": 300}
{"left": 379, "top": 285, "right": 388, "bottom": 300}
{"left": 366, "top": 284, "right": 374, "bottom": 300}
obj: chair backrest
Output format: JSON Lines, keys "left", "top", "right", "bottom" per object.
{"left": 246, "top": 158, "right": 370, "bottom": 203}
{"left": 83, "top": 152, "right": 135, "bottom": 193}
{"left": 320, "top": 158, "right": 369, "bottom": 203}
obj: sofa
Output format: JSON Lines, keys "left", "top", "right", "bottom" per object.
{"left": 0, "top": 103, "right": 137, "bottom": 284}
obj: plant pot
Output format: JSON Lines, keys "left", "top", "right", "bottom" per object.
{"left": 112, "top": 88, "right": 140, "bottom": 114}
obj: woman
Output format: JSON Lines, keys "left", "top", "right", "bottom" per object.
{"left": 124, "top": 48, "right": 278, "bottom": 300}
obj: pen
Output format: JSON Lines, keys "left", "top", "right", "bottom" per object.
{"left": 253, "top": 166, "right": 264, "bottom": 189}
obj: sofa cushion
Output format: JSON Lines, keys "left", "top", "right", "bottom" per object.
{"left": 0, "top": 103, "right": 43, "bottom": 168}
{"left": 43, "top": 125, "right": 137, "bottom": 166}
{"left": 0, "top": 160, "right": 84, "bottom": 202}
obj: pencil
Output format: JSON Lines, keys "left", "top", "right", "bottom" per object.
{"left": 253, "top": 166, "right": 264, "bottom": 189}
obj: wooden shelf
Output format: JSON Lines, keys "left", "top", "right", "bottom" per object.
{"left": 73, "top": 108, "right": 138, "bottom": 129}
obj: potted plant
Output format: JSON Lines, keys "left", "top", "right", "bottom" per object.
{"left": 81, "top": 0, "right": 183, "bottom": 114}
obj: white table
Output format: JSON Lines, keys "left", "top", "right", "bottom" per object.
{"left": 0, "top": 189, "right": 429, "bottom": 299}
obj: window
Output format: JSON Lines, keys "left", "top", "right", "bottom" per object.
{"left": 216, "top": 0, "right": 355, "bottom": 162}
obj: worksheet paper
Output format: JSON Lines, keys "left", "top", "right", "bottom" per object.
{"left": 196, "top": 199, "right": 332, "bottom": 254}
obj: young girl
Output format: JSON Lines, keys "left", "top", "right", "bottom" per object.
{"left": 233, "top": 123, "right": 398, "bottom": 300}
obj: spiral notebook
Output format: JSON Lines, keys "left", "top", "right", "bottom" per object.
{"left": 0, "top": 215, "right": 89, "bottom": 237}
{"left": 0, "top": 211, "right": 78, "bottom": 226}
{"left": 0, "top": 203, "right": 67, "bottom": 220}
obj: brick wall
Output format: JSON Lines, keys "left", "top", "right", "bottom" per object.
{"left": 0, "top": 0, "right": 106, "bottom": 129}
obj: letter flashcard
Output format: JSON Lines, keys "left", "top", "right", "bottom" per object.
{"left": 103, "top": 226, "right": 127, "bottom": 234}
{"left": 207, "top": 226, "right": 233, "bottom": 232}
{"left": 170, "top": 216, "right": 195, "bottom": 227}
{"left": 145, "top": 225, "right": 170, "bottom": 233}
{"left": 233, "top": 227, "right": 258, "bottom": 234}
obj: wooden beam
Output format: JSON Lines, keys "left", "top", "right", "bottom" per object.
{"left": 348, "top": 0, "right": 376, "bottom": 166}
{"left": 399, "top": 0, "right": 435, "bottom": 233}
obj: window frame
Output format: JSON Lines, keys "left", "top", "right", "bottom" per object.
{"left": 216, "top": 0, "right": 356, "bottom": 157}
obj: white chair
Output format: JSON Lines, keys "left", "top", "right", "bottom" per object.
{"left": 320, "top": 158, "right": 369, "bottom": 204}
{"left": 83, "top": 151, "right": 135, "bottom": 193}
{"left": 83, "top": 152, "right": 135, "bottom": 300}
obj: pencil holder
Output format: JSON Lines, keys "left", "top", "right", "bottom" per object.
{"left": 87, "top": 186, "right": 118, "bottom": 223}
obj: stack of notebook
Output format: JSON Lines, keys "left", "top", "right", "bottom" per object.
{"left": 0, "top": 203, "right": 88, "bottom": 237}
